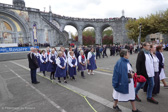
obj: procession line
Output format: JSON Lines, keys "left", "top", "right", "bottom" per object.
{"left": 5, "top": 65, "right": 66, "bottom": 112}
{"left": 10, "top": 61, "right": 98, "bottom": 112}
{"left": 11, "top": 61, "right": 131, "bottom": 112}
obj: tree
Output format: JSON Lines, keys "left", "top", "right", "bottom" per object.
{"left": 102, "top": 29, "right": 113, "bottom": 37}
{"left": 73, "top": 28, "right": 113, "bottom": 45}
{"left": 102, "top": 36, "right": 113, "bottom": 45}
{"left": 102, "top": 29, "right": 113, "bottom": 44}
{"left": 126, "top": 9, "right": 168, "bottom": 42}
{"left": 82, "top": 28, "right": 95, "bottom": 37}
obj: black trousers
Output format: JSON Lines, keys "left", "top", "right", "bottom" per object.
{"left": 58, "top": 77, "right": 66, "bottom": 80}
{"left": 96, "top": 53, "right": 101, "bottom": 59}
{"left": 50, "top": 71, "right": 55, "bottom": 79}
{"left": 112, "top": 50, "right": 115, "bottom": 56}
{"left": 103, "top": 52, "right": 108, "bottom": 58}
{"left": 110, "top": 50, "right": 112, "bottom": 56}
{"left": 30, "top": 69, "right": 37, "bottom": 83}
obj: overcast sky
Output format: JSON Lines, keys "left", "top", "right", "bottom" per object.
{"left": 1, "top": 0, "right": 168, "bottom": 34}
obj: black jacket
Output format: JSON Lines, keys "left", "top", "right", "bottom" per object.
{"left": 136, "top": 50, "right": 148, "bottom": 79}
{"left": 96, "top": 47, "right": 100, "bottom": 53}
{"left": 27, "top": 53, "right": 39, "bottom": 69}
{"left": 156, "top": 51, "right": 164, "bottom": 74}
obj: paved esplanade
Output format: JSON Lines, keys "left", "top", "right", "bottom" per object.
{"left": 0, "top": 51, "right": 168, "bottom": 112}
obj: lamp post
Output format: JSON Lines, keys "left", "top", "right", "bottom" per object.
{"left": 138, "top": 23, "right": 142, "bottom": 51}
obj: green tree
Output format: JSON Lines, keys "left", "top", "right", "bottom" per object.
{"left": 102, "top": 29, "right": 113, "bottom": 37}
{"left": 126, "top": 9, "right": 168, "bottom": 42}
{"left": 82, "top": 28, "right": 95, "bottom": 38}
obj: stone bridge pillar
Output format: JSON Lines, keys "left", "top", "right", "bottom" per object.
{"left": 95, "top": 27, "right": 101, "bottom": 45}
{"left": 78, "top": 26, "right": 83, "bottom": 45}
{"left": 60, "top": 24, "right": 65, "bottom": 32}
{"left": 112, "top": 23, "right": 123, "bottom": 44}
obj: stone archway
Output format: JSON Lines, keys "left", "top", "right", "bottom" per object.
{"left": 101, "top": 24, "right": 113, "bottom": 45}
{"left": 0, "top": 16, "right": 18, "bottom": 44}
{"left": 0, "top": 9, "right": 30, "bottom": 44}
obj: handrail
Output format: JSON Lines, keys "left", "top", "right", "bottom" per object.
{"left": 0, "top": 3, "right": 136, "bottom": 22}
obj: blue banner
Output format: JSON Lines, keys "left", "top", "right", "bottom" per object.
{"left": 0, "top": 46, "right": 39, "bottom": 53}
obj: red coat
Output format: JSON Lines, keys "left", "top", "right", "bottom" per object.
{"left": 133, "top": 73, "right": 146, "bottom": 88}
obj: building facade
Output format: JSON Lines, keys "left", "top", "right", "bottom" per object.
{"left": 0, "top": 0, "right": 135, "bottom": 46}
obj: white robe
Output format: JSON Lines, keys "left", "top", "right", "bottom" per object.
{"left": 113, "top": 63, "right": 135, "bottom": 102}
{"left": 160, "top": 53, "right": 166, "bottom": 80}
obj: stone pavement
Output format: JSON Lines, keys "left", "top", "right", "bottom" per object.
{"left": 0, "top": 51, "right": 168, "bottom": 112}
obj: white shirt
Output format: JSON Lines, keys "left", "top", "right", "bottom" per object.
{"left": 40, "top": 53, "right": 48, "bottom": 63}
{"left": 68, "top": 55, "right": 77, "bottom": 67}
{"left": 78, "top": 55, "right": 86, "bottom": 63}
{"left": 63, "top": 52, "right": 67, "bottom": 63}
{"left": 67, "top": 51, "right": 71, "bottom": 58}
{"left": 153, "top": 55, "right": 159, "bottom": 72}
{"left": 145, "top": 54, "right": 154, "bottom": 77}
{"left": 127, "top": 63, "right": 133, "bottom": 73}
{"left": 56, "top": 57, "right": 66, "bottom": 68}
{"left": 45, "top": 52, "right": 50, "bottom": 61}
{"left": 49, "top": 53, "right": 56, "bottom": 63}
{"left": 54, "top": 51, "right": 58, "bottom": 58}
{"left": 161, "top": 52, "right": 165, "bottom": 63}
{"left": 87, "top": 52, "right": 96, "bottom": 60}
{"left": 34, "top": 52, "right": 41, "bottom": 58}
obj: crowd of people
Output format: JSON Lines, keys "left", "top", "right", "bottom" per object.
{"left": 27, "top": 42, "right": 168, "bottom": 112}
{"left": 27, "top": 46, "right": 97, "bottom": 84}
{"left": 52, "top": 13, "right": 136, "bottom": 22}
{"left": 112, "top": 42, "right": 168, "bottom": 112}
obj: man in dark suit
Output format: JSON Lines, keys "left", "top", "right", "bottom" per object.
{"left": 110, "top": 44, "right": 112, "bottom": 56}
{"left": 96, "top": 45, "right": 100, "bottom": 59}
{"left": 28, "top": 47, "right": 40, "bottom": 84}
{"left": 111, "top": 44, "right": 116, "bottom": 56}
{"left": 102, "top": 45, "right": 108, "bottom": 58}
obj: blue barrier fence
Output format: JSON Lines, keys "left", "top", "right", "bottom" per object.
{"left": 0, "top": 46, "right": 39, "bottom": 53}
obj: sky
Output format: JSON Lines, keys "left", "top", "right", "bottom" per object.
{"left": 1, "top": 0, "right": 168, "bottom": 34}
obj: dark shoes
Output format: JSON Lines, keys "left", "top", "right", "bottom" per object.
{"left": 81, "top": 75, "right": 85, "bottom": 79}
{"left": 64, "top": 80, "right": 67, "bottom": 83}
{"left": 72, "top": 76, "right": 76, "bottom": 80}
{"left": 58, "top": 80, "right": 61, "bottom": 83}
{"left": 147, "top": 97, "right": 159, "bottom": 104}
{"left": 132, "top": 109, "right": 142, "bottom": 112}
{"left": 82, "top": 76, "right": 85, "bottom": 79}
{"left": 135, "top": 95, "right": 141, "bottom": 102}
{"left": 32, "top": 81, "right": 40, "bottom": 84}
{"left": 113, "top": 105, "right": 122, "bottom": 112}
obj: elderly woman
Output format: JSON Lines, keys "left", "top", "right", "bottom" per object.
{"left": 47, "top": 49, "right": 57, "bottom": 80}
{"left": 78, "top": 50, "right": 87, "bottom": 78}
{"left": 156, "top": 46, "right": 168, "bottom": 88}
{"left": 68, "top": 51, "right": 77, "bottom": 80}
{"left": 40, "top": 50, "right": 47, "bottom": 76}
{"left": 112, "top": 49, "right": 141, "bottom": 112}
{"left": 55, "top": 51, "right": 67, "bottom": 83}
{"left": 143, "top": 45, "right": 160, "bottom": 95}
{"left": 87, "top": 47, "right": 97, "bottom": 75}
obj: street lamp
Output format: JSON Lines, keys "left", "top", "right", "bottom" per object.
{"left": 138, "top": 23, "right": 142, "bottom": 51}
